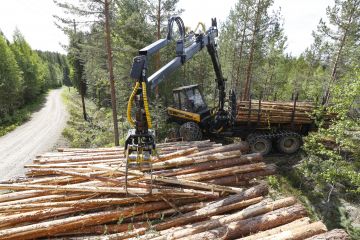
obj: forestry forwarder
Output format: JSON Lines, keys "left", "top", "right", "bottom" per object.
{"left": 124, "top": 16, "right": 234, "bottom": 188}
{"left": 125, "top": 16, "right": 311, "bottom": 186}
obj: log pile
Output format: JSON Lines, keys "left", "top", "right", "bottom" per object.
{"left": 0, "top": 140, "right": 348, "bottom": 239}
{"left": 236, "top": 100, "right": 315, "bottom": 124}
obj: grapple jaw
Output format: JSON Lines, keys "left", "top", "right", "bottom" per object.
{"left": 125, "top": 129, "right": 156, "bottom": 170}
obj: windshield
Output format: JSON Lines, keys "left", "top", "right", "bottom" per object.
{"left": 186, "top": 88, "right": 207, "bottom": 112}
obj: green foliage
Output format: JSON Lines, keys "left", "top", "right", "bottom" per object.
{"left": 299, "top": 74, "right": 360, "bottom": 197}
{"left": 0, "top": 34, "right": 23, "bottom": 118}
{"left": 62, "top": 88, "right": 129, "bottom": 147}
{"left": 0, "top": 29, "right": 67, "bottom": 134}
{"left": 10, "top": 31, "right": 46, "bottom": 101}
{"left": 0, "top": 92, "right": 47, "bottom": 136}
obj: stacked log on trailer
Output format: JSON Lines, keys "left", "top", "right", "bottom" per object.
{"left": 236, "top": 100, "right": 315, "bottom": 124}
{"left": 0, "top": 140, "right": 348, "bottom": 239}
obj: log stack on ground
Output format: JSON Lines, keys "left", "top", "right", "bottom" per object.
{"left": 236, "top": 100, "right": 315, "bottom": 124}
{"left": 0, "top": 140, "right": 348, "bottom": 239}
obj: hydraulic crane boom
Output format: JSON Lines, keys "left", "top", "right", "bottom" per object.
{"left": 124, "top": 17, "right": 227, "bottom": 193}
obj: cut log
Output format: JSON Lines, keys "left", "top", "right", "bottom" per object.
{"left": 152, "top": 150, "right": 242, "bottom": 169}
{"left": 180, "top": 204, "right": 307, "bottom": 240}
{"left": 305, "top": 229, "right": 350, "bottom": 240}
{"left": 207, "top": 164, "right": 276, "bottom": 185}
{"left": 258, "top": 221, "right": 327, "bottom": 240}
{"left": 157, "top": 153, "right": 263, "bottom": 177}
{"left": 177, "top": 162, "right": 267, "bottom": 181}
{"left": 96, "top": 184, "right": 268, "bottom": 239}
{"left": 162, "top": 197, "right": 297, "bottom": 240}
{"left": 0, "top": 201, "right": 171, "bottom": 240}
{"left": 238, "top": 217, "right": 311, "bottom": 240}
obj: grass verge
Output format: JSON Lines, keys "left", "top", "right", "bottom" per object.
{"left": 61, "top": 87, "right": 129, "bottom": 148}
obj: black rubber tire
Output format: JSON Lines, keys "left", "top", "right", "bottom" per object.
{"left": 277, "top": 134, "right": 301, "bottom": 154}
{"left": 179, "top": 122, "right": 202, "bottom": 141}
{"left": 167, "top": 127, "right": 179, "bottom": 140}
{"left": 248, "top": 136, "right": 272, "bottom": 156}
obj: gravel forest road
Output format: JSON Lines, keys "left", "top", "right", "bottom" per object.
{"left": 0, "top": 88, "right": 68, "bottom": 181}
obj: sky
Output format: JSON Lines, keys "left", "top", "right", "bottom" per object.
{"left": 0, "top": 0, "right": 331, "bottom": 56}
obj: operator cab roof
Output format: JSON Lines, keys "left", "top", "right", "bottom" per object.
{"left": 172, "top": 84, "right": 199, "bottom": 92}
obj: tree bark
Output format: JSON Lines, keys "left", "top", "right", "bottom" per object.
{"left": 305, "top": 229, "right": 350, "bottom": 240}
{"left": 164, "top": 197, "right": 297, "bottom": 240}
{"left": 243, "top": 0, "right": 262, "bottom": 100}
{"left": 239, "top": 217, "right": 311, "bottom": 240}
{"left": 259, "top": 221, "right": 327, "bottom": 240}
{"left": 182, "top": 204, "right": 307, "bottom": 240}
{"left": 104, "top": 0, "right": 120, "bottom": 146}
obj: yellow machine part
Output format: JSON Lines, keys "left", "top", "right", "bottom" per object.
{"left": 127, "top": 82, "right": 140, "bottom": 127}
{"left": 167, "top": 107, "right": 201, "bottom": 123}
{"left": 142, "top": 82, "right": 152, "bottom": 129}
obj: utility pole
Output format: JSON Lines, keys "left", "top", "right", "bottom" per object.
{"left": 104, "top": 0, "right": 120, "bottom": 146}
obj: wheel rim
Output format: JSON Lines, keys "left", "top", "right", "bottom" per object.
{"left": 284, "top": 138, "right": 295, "bottom": 148}
{"left": 254, "top": 141, "right": 266, "bottom": 152}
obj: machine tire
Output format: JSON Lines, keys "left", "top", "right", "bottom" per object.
{"left": 247, "top": 135, "right": 272, "bottom": 156}
{"left": 277, "top": 133, "right": 301, "bottom": 154}
{"left": 179, "top": 122, "right": 202, "bottom": 141}
{"left": 167, "top": 127, "right": 179, "bottom": 140}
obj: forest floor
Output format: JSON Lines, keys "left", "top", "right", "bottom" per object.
{"left": 265, "top": 152, "right": 360, "bottom": 239}
{"left": 0, "top": 88, "right": 68, "bottom": 181}
{"left": 61, "top": 88, "right": 123, "bottom": 148}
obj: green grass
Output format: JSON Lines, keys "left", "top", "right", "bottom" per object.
{"left": 0, "top": 91, "right": 48, "bottom": 137}
{"left": 61, "top": 87, "right": 129, "bottom": 148}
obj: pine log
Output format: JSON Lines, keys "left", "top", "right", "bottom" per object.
{"left": 207, "top": 164, "right": 276, "bottom": 185}
{"left": 0, "top": 200, "right": 172, "bottom": 240}
{"left": 180, "top": 204, "right": 307, "bottom": 240}
{"left": 0, "top": 205, "right": 105, "bottom": 228}
{"left": 0, "top": 193, "right": 96, "bottom": 208}
{"left": 161, "top": 197, "right": 297, "bottom": 240}
{"left": 55, "top": 222, "right": 149, "bottom": 237}
{"left": 258, "top": 221, "right": 327, "bottom": 240}
{"left": 152, "top": 150, "right": 242, "bottom": 170}
{"left": 97, "top": 184, "right": 268, "bottom": 239}
{"left": 177, "top": 162, "right": 267, "bottom": 181}
{"left": 238, "top": 217, "right": 311, "bottom": 240}
{"left": 156, "top": 153, "right": 263, "bottom": 177}
{"left": 0, "top": 196, "right": 164, "bottom": 212}
{"left": 305, "top": 229, "right": 350, "bottom": 240}
{"left": 190, "top": 142, "right": 250, "bottom": 156}
{"left": 0, "top": 183, "right": 218, "bottom": 197}
{"left": 155, "top": 147, "right": 198, "bottom": 162}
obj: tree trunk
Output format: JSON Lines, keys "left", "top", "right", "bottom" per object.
{"left": 164, "top": 197, "right": 296, "bottom": 239}
{"left": 235, "top": 8, "right": 249, "bottom": 95}
{"left": 104, "top": 0, "right": 119, "bottom": 146}
{"left": 80, "top": 93, "right": 87, "bottom": 121}
{"left": 182, "top": 204, "right": 307, "bottom": 240}
{"left": 243, "top": 0, "right": 262, "bottom": 100}
{"left": 240, "top": 217, "right": 311, "bottom": 240}
{"left": 259, "top": 221, "right": 327, "bottom": 240}
{"left": 305, "top": 229, "right": 350, "bottom": 240}
{"left": 323, "top": 4, "right": 356, "bottom": 105}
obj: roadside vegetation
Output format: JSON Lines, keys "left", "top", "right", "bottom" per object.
{"left": 61, "top": 87, "right": 128, "bottom": 148}
{"left": 0, "top": 30, "right": 70, "bottom": 136}
{"left": 0, "top": 91, "right": 48, "bottom": 137}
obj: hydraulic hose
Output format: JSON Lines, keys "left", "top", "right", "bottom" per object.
{"left": 142, "top": 82, "right": 152, "bottom": 129}
{"left": 127, "top": 82, "right": 140, "bottom": 127}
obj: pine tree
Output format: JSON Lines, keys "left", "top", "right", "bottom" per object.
{"left": 10, "top": 31, "right": 46, "bottom": 102}
{"left": 312, "top": 0, "right": 360, "bottom": 104}
{"left": 0, "top": 34, "right": 23, "bottom": 119}
{"left": 68, "top": 31, "right": 88, "bottom": 121}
